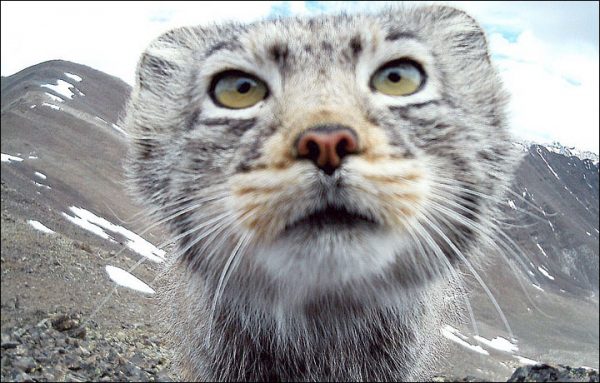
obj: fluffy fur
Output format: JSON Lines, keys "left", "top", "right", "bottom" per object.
{"left": 124, "top": 5, "right": 518, "bottom": 381}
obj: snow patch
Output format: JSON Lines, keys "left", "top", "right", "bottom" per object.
{"left": 27, "top": 220, "right": 55, "bottom": 234}
{"left": 28, "top": 155, "right": 38, "bottom": 159}
{"left": 536, "top": 243, "right": 548, "bottom": 257}
{"left": 536, "top": 147, "right": 560, "bottom": 180}
{"left": 94, "top": 117, "right": 128, "bottom": 136}
{"left": 105, "top": 265, "right": 155, "bottom": 294}
{"left": 514, "top": 355, "right": 539, "bottom": 366}
{"left": 62, "top": 206, "right": 165, "bottom": 262}
{"left": 42, "top": 102, "right": 60, "bottom": 110}
{"left": 473, "top": 335, "right": 518, "bottom": 353}
{"left": 538, "top": 266, "right": 554, "bottom": 281}
{"left": 64, "top": 72, "right": 82, "bottom": 82}
{"left": 40, "top": 79, "right": 76, "bottom": 99}
{"left": 44, "top": 92, "right": 63, "bottom": 103}
{"left": 30, "top": 105, "right": 36, "bottom": 109}
{"left": 441, "top": 325, "right": 489, "bottom": 355}
{"left": 33, "top": 181, "right": 51, "bottom": 189}
{"left": 537, "top": 266, "right": 555, "bottom": 280}
{"left": 111, "top": 123, "right": 128, "bottom": 136}
{"left": 507, "top": 200, "right": 517, "bottom": 210}
{"left": 34, "top": 171, "right": 47, "bottom": 180}
{"left": 532, "top": 284, "right": 544, "bottom": 292}
{"left": 1, "top": 153, "right": 24, "bottom": 163}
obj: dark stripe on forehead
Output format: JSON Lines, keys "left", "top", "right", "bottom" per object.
{"left": 269, "top": 43, "right": 289, "bottom": 68}
{"left": 349, "top": 35, "right": 363, "bottom": 59}
{"left": 385, "top": 31, "right": 419, "bottom": 41}
{"left": 205, "top": 40, "right": 244, "bottom": 58}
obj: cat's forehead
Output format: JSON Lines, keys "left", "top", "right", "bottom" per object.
{"left": 245, "top": 10, "right": 425, "bottom": 46}
{"left": 197, "top": 10, "right": 438, "bottom": 74}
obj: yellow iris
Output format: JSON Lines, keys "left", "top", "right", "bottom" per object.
{"left": 212, "top": 71, "right": 268, "bottom": 109}
{"left": 371, "top": 60, "right": 423, "bottom": 96}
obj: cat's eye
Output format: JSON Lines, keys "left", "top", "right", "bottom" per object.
{"left": 210, "top": 71, "right": 268, "bottom": 109}
{"left": 371, "top": 60, "right": 424, "bottom": 96}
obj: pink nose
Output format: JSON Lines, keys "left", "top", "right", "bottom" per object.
{"left": 296, "top": 125, "right": 359, "bottom": 175}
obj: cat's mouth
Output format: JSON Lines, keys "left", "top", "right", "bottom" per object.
{"left": 283, "top": 204, "right": 379, "bottom": 233}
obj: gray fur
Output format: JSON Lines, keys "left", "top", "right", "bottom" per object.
{"left": 124, "top": 5, "right": 518, "bottom": 381}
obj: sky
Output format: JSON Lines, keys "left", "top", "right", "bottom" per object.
{"left": 1, "top": 1, "right": 598, "bottom": 153}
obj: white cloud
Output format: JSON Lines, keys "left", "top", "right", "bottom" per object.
{"left": 488, "top": 31, "right": 599, "bottom": 153}
{"left": 1, "top": 1, "right": 598, "bottom": 153}
{"left": 1, "top": 1, "right": 276, "bottom": 84}
{"left": 454, "top": 1, "right": 599, "bottom": 152}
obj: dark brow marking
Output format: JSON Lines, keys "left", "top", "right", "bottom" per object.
{"left": 385, "top": 31, "right": 419, "bottom": 41}
{"left": 269, "top": 43, "right": 289, "bottom": 68}
{"left": 205, "top": 40, "right": 244, "bottom": 58}
{"left": 349, "top": 35, "right": 362, "bottom": 57}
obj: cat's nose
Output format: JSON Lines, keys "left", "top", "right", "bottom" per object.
{"left": 295, "top": 125, "right": 359, "bottom": 175}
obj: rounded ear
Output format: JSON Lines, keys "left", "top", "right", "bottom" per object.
{"left": 123, "top": 26, "right": 201, "bottom": 207}
{"left": 420, "top": 5, "right": 491, "bottom": 61}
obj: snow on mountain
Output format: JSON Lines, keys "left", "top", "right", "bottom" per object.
{"left": 513, "top": 139, "right": 599, "bottom": 164}
{"left": 544, "top": 141, "right": 599, "bottom": 164}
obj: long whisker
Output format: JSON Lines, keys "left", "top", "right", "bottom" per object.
{"left": 403, "top": 219, "right": 480, "bottom": 338}
{"left": 427, "top": 173, "right": 550, "bottom": 222}
{"left": 505, "top": 188, "right": 557, "bottom": 217}
{"left": 207, "top": 230, "right": 251, "bottom": 346}
{"left": 427, "top": 192, "right": 534, "bottom": 276}
{"left": 426, "top": 196, "right": 552, "bottom": 318}
{"left": 418, "top": 211, "right": 514, "bottom": 340}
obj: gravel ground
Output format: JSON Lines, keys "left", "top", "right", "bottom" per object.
{"left": 1, "top": 310, "right": 177, "bottom": 382}
{"left": 2, "top": 310, "right": 597, "bottom": 382}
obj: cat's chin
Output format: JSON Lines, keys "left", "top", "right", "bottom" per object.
{"left": 251, "top": 222, "right": 408, "bottom": 295}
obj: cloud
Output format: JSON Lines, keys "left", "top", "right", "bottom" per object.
{"left": 488, "top": 30, "right": 599, "bottom": 153}
{"left": 1, "top": 1, "right": 276, "bottom": 84}
{"left": 1, "top": 1, "right": 598, "bottom": 153}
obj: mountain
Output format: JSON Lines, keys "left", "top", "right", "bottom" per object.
{"left": 1, "top": 60, "right": 135, "bottom": 222}
{"left": 1, "top": 60, "right": 598, "bottom": 382}
{"left": 510, "top": 144, "right": 599, "bottom": 293}
{"left": 1, "top": 59, "right": 169, "bottom": 336}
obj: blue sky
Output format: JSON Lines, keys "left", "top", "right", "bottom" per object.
{"left": 1, "top": 1, "right": 598, "bottom": 153}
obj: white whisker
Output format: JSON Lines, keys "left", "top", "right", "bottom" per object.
{"left": 418, "top": 211, "right": 514, "bottom": 341}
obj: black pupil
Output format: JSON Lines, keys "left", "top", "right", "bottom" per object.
{"left": 237, "top": 80, "right": 252, "bottom": 94}
{"left": 387, "top": 71, "right": 401, "bottom": 83}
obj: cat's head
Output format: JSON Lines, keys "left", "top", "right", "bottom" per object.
{"left": 125, "top": 5, "right": 517, "bottom": 300}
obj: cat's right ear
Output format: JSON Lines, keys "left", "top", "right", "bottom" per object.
{"left": 126, "top": 26, "right": 200, "bottom": 137}
{"left": 123, "top": 26, "right": 203, "bottom": 206}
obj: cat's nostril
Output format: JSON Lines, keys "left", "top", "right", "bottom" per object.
{"left": 296, "top": 125, "right": 359, "bottom": 175}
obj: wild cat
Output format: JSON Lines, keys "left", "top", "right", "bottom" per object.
{"left": 123, "top": 4, "right": 518, "bottom": 381}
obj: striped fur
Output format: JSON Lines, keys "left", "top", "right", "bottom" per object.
{"left": 124, "top": 5, "right": 518, "bottom": 381}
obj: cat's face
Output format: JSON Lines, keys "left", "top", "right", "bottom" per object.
{"left": 126, "top": 6, "right": 516, "bottom": 299}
